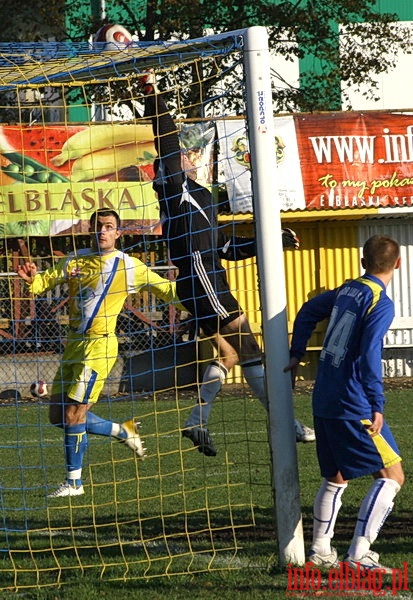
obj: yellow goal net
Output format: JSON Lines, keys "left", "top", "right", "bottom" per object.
{"left": 0, "top": 29, "right": 279, "bottom": 592}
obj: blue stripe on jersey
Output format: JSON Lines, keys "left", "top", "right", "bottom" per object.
{"left": 83, "top": 257, "right": 120, "bottom": 333}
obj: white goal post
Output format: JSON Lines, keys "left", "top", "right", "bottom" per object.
{"left": 244, "top": 26, "right": 305, "bottom": 566}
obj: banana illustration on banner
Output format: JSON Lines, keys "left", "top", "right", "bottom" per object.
{"left": 51, "top": 123, "right": 156, "bottom": 181}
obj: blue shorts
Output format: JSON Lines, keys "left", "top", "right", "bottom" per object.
{"left": 314, "top": 416, "right": 402, "bottom": 480}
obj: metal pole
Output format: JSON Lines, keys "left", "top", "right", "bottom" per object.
{"left": 244, "top": 25, "right": 305, "bottom": 566}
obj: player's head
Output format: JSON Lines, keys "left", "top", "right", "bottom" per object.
{"left": 362, "top": 234, "right": 400, "bottom": 274}
{"left": 89, "top": 209, "right": 121, "bottom": 253}
{"left": 178, "top": 123, "right": 214, "bottom": 182}
{"left": 181, "top": 152, "right": 198, "bottom": 181}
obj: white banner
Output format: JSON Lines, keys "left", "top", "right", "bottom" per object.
{"left": 216, "top": 117, "right": 305, "bottom": 213}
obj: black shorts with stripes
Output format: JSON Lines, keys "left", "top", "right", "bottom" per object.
{"left": 176, "top": 265, "right": 243, "bottom": 335}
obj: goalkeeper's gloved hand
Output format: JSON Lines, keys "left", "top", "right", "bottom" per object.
{"left": 282, "top": 228, "right": 300, "bottom": 250}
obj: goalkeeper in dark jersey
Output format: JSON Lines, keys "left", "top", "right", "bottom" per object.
{"left": 139, "top": 73, "right": 314, "bottom": 456}
{"left": 284, "top": 234, "right": 404, "bottom": 573}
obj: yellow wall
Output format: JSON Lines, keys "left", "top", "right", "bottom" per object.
{"left": 222, "top": 219, "right": 361, "bottom": 383}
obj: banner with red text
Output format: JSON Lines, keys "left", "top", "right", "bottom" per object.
{"left": 217, "top": 112, "right": 413, "bottom": 213}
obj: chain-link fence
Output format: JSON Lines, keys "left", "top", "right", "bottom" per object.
{"left": 0, "top": 237, "right": 193, "bottom": 392}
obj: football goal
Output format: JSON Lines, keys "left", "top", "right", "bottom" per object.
{"left": 0, "top": 26, "right": 303, "bottom": 592}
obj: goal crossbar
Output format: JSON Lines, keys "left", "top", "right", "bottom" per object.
{"left": 0, "top": 31, "right": 246, "bottom": 90}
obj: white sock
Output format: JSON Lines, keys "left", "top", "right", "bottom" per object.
{"left": 241, "top": 360, "right": 267, "bottom": 409}
{"left": 347, "top": 478, "right": 401, "bottom": 560}
{"left": 312, "top": 479, "right": 348, "bottom": 555}
{"left": 184, "top": 361, "right": 227, "bottom": 428}
{"left": 111, "top": 423, "right": 122, "bottom": 437}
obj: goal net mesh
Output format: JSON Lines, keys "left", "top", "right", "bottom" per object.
{"left": 0, "top": 31, "right": 273, "bottom": 591}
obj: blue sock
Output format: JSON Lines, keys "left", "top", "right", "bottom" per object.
{"left": 86, "top": 411, "right": 114, "bottom": 437}
{"left": 64, "top": 423, "right": 87, "bottom": 486}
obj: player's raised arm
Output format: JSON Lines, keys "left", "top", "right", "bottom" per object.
{"left": 141, "top": 75, "right": 183, "bottom": 185}
{"left": 16, "top": 261, "right": 37, "bottom": 284}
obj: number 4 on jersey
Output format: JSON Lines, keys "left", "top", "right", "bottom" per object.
{"left": 320, "top": 307, "right": 356, "bottom": 367}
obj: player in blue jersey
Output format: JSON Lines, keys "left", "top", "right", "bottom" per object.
{"left": 17, "top": 209, "right": 182, "bottom": 498}
{"left": 136, "top": 70, "right": 314, "bottom": 456}
{"left": 284, "top": 234, "right": 404, "bottom": 572}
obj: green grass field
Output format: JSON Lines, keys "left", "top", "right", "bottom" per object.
{"left": 0, "top": 385, "right": 412, "bottom": 600}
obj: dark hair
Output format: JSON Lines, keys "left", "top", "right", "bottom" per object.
{"left": 89, "top": 209, "right": 121, "bottom": 229}
{"left": 363, "top": 234, "right": 400, "bottom": 273}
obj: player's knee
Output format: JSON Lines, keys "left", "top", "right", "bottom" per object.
{"left": 239, "top": 334, "right": 261, "bottom": 358}
{"left": 379, "top": 463, "right": 405, "bottom": 488}
{"left": 394, "top": 469, "right": 405, "bottom": 488}
{"left": 390, "top": 462, "right": 405, "bottom": 488}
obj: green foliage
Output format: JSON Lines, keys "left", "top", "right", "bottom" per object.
{"left": 0, "top": 1, "right": 412, "bottom": 112}
{"left": 0, "top": 0, "right": 67, "bottom": 42}
{"left": 92, "top": 0, "right": 413, "bottom": 112}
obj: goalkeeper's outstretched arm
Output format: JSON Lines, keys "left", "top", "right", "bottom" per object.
{"left": 218, "top": 227, "right": 300, "bottom": 261}
{"left": 143, "top": 83, "right": 183, "bottom": 185}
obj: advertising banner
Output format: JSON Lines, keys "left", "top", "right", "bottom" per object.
{"left": 218, "top": 112, "right": 413, "bottom": 213}
{"left": 3, "top": 112, "right": 413, "bottom": 236}
{"left": 0, "top": 120, "right": 215, "bottom": 237}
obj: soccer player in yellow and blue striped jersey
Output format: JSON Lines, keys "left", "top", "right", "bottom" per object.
{"left": 17, "top": 209, "right": 182, "bottom": 498}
